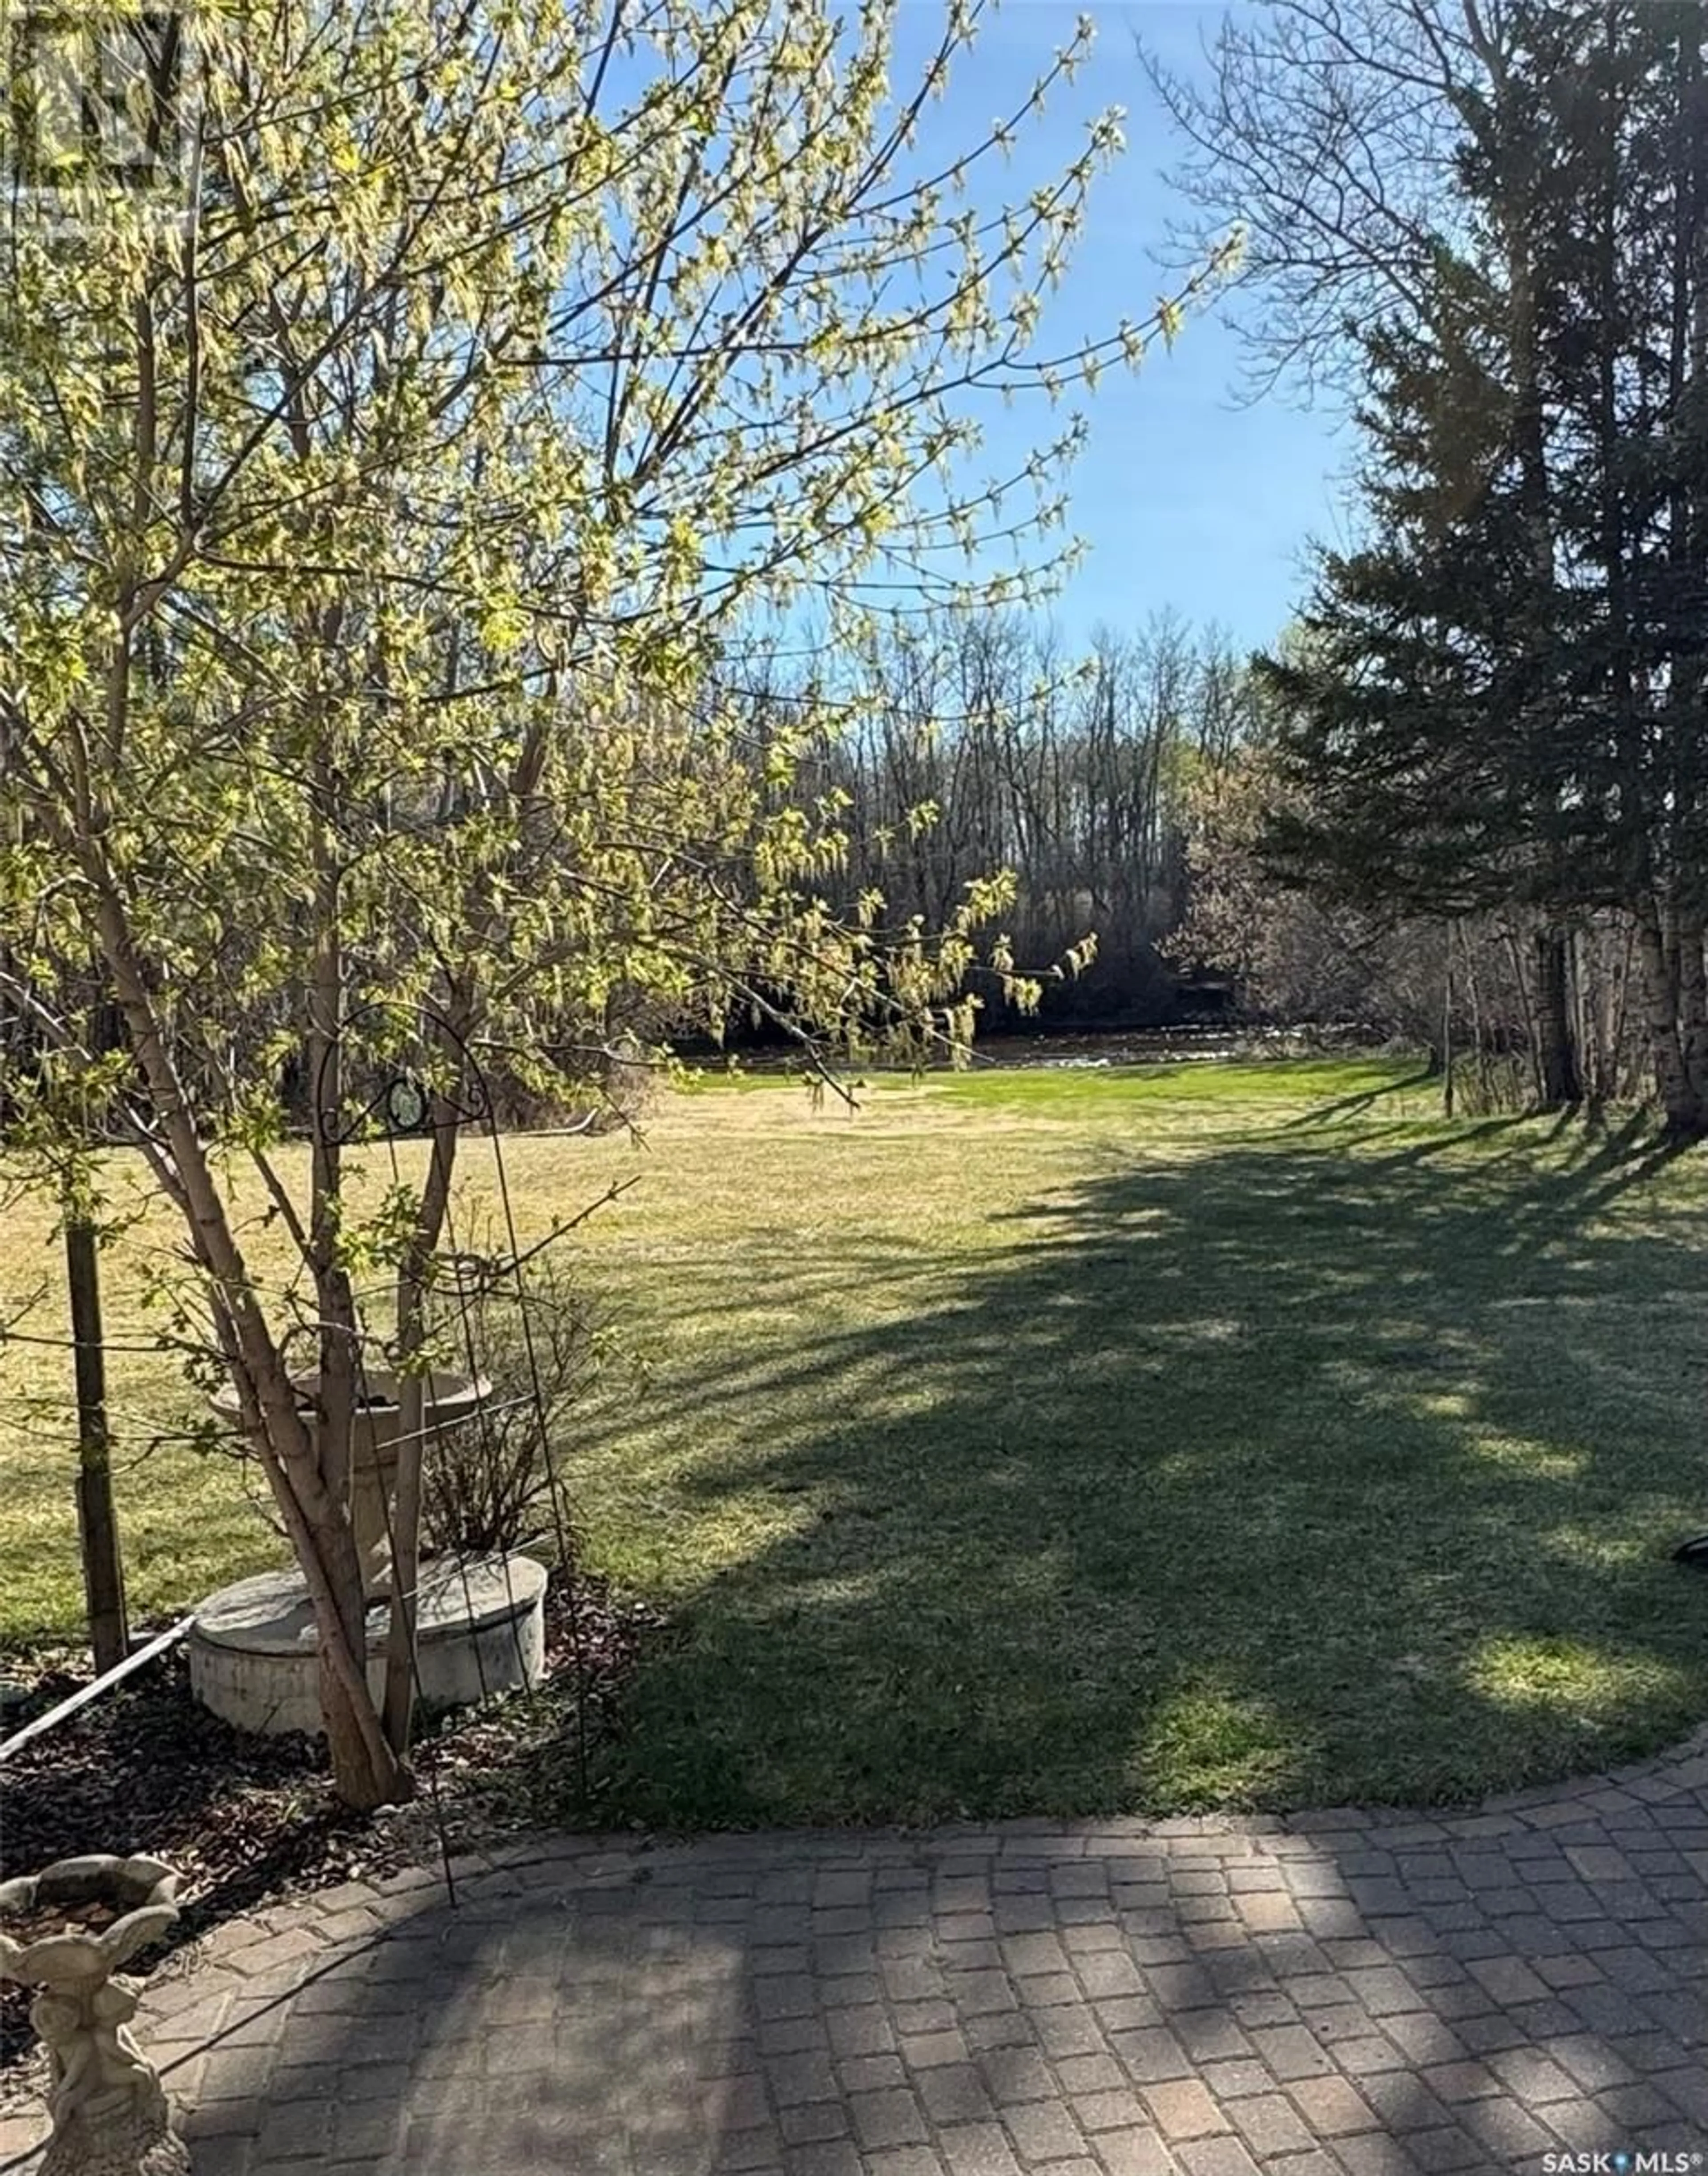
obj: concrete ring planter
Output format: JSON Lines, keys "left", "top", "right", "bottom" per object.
{"left": 0, "top": 1855, "right": 187, "bottom": 2174}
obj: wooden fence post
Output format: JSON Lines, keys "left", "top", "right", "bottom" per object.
{"left": 65, "top": 1217, "right": 129, "bottom": 1673}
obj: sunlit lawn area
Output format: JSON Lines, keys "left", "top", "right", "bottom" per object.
{"left": 5, "top": 1055, "right": 1708, "bottom": 1823}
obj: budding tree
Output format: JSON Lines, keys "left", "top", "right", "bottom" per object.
{"left": 0, "top": 0, "right": 1213, "bottom": 1804}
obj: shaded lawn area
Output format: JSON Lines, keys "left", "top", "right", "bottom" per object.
{"left": 4, "top": 1055, "right": 1708, "bottom": 1825}
{"left": 566, "top": 1060, "right": 1708, "bottom": 1823}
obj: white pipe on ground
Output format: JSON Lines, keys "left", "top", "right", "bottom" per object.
{"left": 0, "top": 1616, "right": 197, "bottom": 1764}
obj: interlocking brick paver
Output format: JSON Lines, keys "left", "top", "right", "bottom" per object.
{"left": 1064, "top": 1925, "right": 1125, "bottom": 1956}
{"left": 830, "top": 2007, "right": 898, "bottom": 2058}
{"left": 1466, "top": 1956, "right": 1552, "bottom": 2006}
{"left": 1144, "top": 1967, "right": 1218, "bottom": 2011}
{"left": 866, "top": 2149, "right": 944, "bottom": 2176}
{"left": 1657, "top": 2064, "right": 1708, "bottom": 2122}
{"left": 1055, "top": 2055, "right": 1125, "bottom": 2098}
{"left": 967, "top": 2013, "right": 1038, "bottom": 2055}
{"left": 1598, "top": 2079, "right": 1695, "bottom": 2128}
{"left": 1401, "top": 2128, "right": 1484, "bottom": 2173}
{"left": 1007, "top": 1936, "right": 1073, "bottom": 1977}
{"left": 983, "top": 2049, "right": 1058, "bottom": 2107}
{"left": 1418, "top": 2060, "right": 1502, "bottom": 2104}
{"left": 1110, "top": 2029, "right": 1192, "bottom": 2084}
{"left": 1232, "top": 1892, "right": 1301, "bottom": 1934}
{"left": 1173, "top": 2139, "right": 1260, "bottom": 2176}
{"left": 3, "top": 1740, "right": 1704, "bottom": 2176}
{"left": 897, "top": 2001, "right": 958, "bottom": 2036}
{"left": 1342, "top": 1966, "right": 1425, "bottom": 2016}
{"left": 1484, "top": 2047, "right": 1579, "bottom": 2105}
{"left": 922, "top": 2067, "right": 1002, "bottom": 2126}
{"left": 789, "top": 2147, "right": 867, "bottom": 2176}
{"left": 1172, "top": 2014, "right": 1251, "bottom": 2066}
{"left": 1092, "top": 2127, "right": 1179, "bottom": 2176}
{"left": 1004, "top": 2101, "right": 1090, "bottom": 2164}
{"left": 1453, "top": 2094, "right": 1555, "bottom": 2158}
{"left": 1335, "top": 2036, "right": 1407, "bottom": 2077}
{"left": 952, "top": 1972, "right": 1022, "bottom": 2018}
{"left": 1247, "top": 2025, "right": 1334, "bottom": 2081}
{"left": 1547, "top": 2035, "right": 1640, "bottom": 2092}
{"left": 1072, "top": 2091, "right": 1140, "bottom": 2134}
{"left": 850, "top": 2089, "right": 930, "bottom": 2151}
{"left": 1139, "top": 2080, "right": 1228, "bottom": 2143}
{"left": 1452, "top": 2011, "right": 1527, "bottom": 2054}
{"left": 905, "top": 2030, "right": 971, "bottom": 2071}
{"left": 1226, "top": 1991, "right": 1299, "bottom": 2031}
{"left": 1285, "top": 2076, "right": 1379, "bottom": 2136}
{"left": 887, "top": 1960, "right": 948, "bottom": 2004}
{"left": 1076, "top": 1955, "right": 1147, "bottom": 2000}
{"left": 842, "top": 2055, "right": 910, "bottom": 2095}
{"left": 252, "top": 2099, "right": 333, "bottom": 2163}
{"left": 1097, "top": 1999, "right": 1163, "bottom": 2036}
{"left": 769, "top": 2051, "right": 840, "bottom": 2107}
{"left": 783, "top": 2102, "right": 853, "bottom": 2145}
{"left": 179, "top": 2098, "right": 265, "bottom": 2144}
{"left": 1303, "top": 2001, "right": 1374, "bottom": 2046}
{"left": 1033, "top": 2008, "right": 1108, "bottom": 2061}
{"left": 1330, "top": 2138, "right": 1429, "bottom": 2176}
{"left": 759, "top": 1975, "right": 823, "bottom": 2022}
{"left": 1195, "top": 2061, "right": 1271, "bottom": 2101}
{"left": 1229, "top": 2092, "right": 1315, "bottom": 2156}
{"left": 762, "top": 2017, "right": 834, "bottom": 2056}
{"left": 941, "top": 2122, "right": 1025, "bottom": 2176}
{"left": 1376, "top": 2012, "right": 1465, "bottom": 2066}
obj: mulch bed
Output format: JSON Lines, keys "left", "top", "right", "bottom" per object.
{"left": 0, "top": 1568, "right": 662, "bottom": 2083}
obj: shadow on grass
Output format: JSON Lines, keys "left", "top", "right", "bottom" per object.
{"left": 1282, "top": 1064, "right": 1439, "bottom": 1126}
{"left": 578, "top": 1110, "right": 1708, "bottom": 1830}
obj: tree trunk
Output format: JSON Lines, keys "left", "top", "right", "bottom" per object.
{"left": 213, "top": 1314, "right": 407, "bottom": 1810}
{"left": 299, "top": 737, "right": 410, "bottom": 1807}
{"left": 87, "top": 864, "right": 406, "bottom": 1809}
{"left": 1440, "top": 925, "right": 1455, "bottom": 1119}
{"left": 1502, "top": 918, "right": 1543, "bottom": 1103}
{"left": 1635, "top": 895, "right": 1706, "bottom": 1134}
{"left": 315, "top": 1513, "right": 401, "bottom": 1809}
{"left": 1530, "top": 925, "right": 1581, "bottom": 1108}
{"left": 1678, "top": 910, "right": 1708, "bottom": 1111}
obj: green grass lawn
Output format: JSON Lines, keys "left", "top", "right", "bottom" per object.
{"left": 6, "top": 1054, "right": 1708, "bottom": 1824}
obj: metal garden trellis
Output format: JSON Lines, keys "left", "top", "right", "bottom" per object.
{"left": 309, "top": 1000, "right": 594, "bottom": 1859}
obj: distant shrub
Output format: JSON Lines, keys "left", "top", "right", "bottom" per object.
{"left": 482, "top": 1034, "right": 658, "bottom": 1135}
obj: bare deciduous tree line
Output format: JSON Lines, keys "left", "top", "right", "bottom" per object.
{"left": 731, "top": 609, "right": 1258, "bottom": 1029}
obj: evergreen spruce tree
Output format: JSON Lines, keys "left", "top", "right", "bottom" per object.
{"left": 1249, "top": 1, "right": 1708, "bottom": 1128}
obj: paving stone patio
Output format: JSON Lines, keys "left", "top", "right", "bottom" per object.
{"left": 4, "top": 1731, "right": 1708, "bottom": 2176}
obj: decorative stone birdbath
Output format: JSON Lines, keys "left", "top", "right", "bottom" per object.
{"left": 211, "top": 1367, "right": 490, "bottom": 1595}
{"left": 0, "top": 1854, "right": 186, "bottom": 2175}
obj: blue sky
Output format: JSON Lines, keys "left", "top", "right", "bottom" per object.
{"left": 887, "top": 0, "right": 1354, "bottom": 653}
